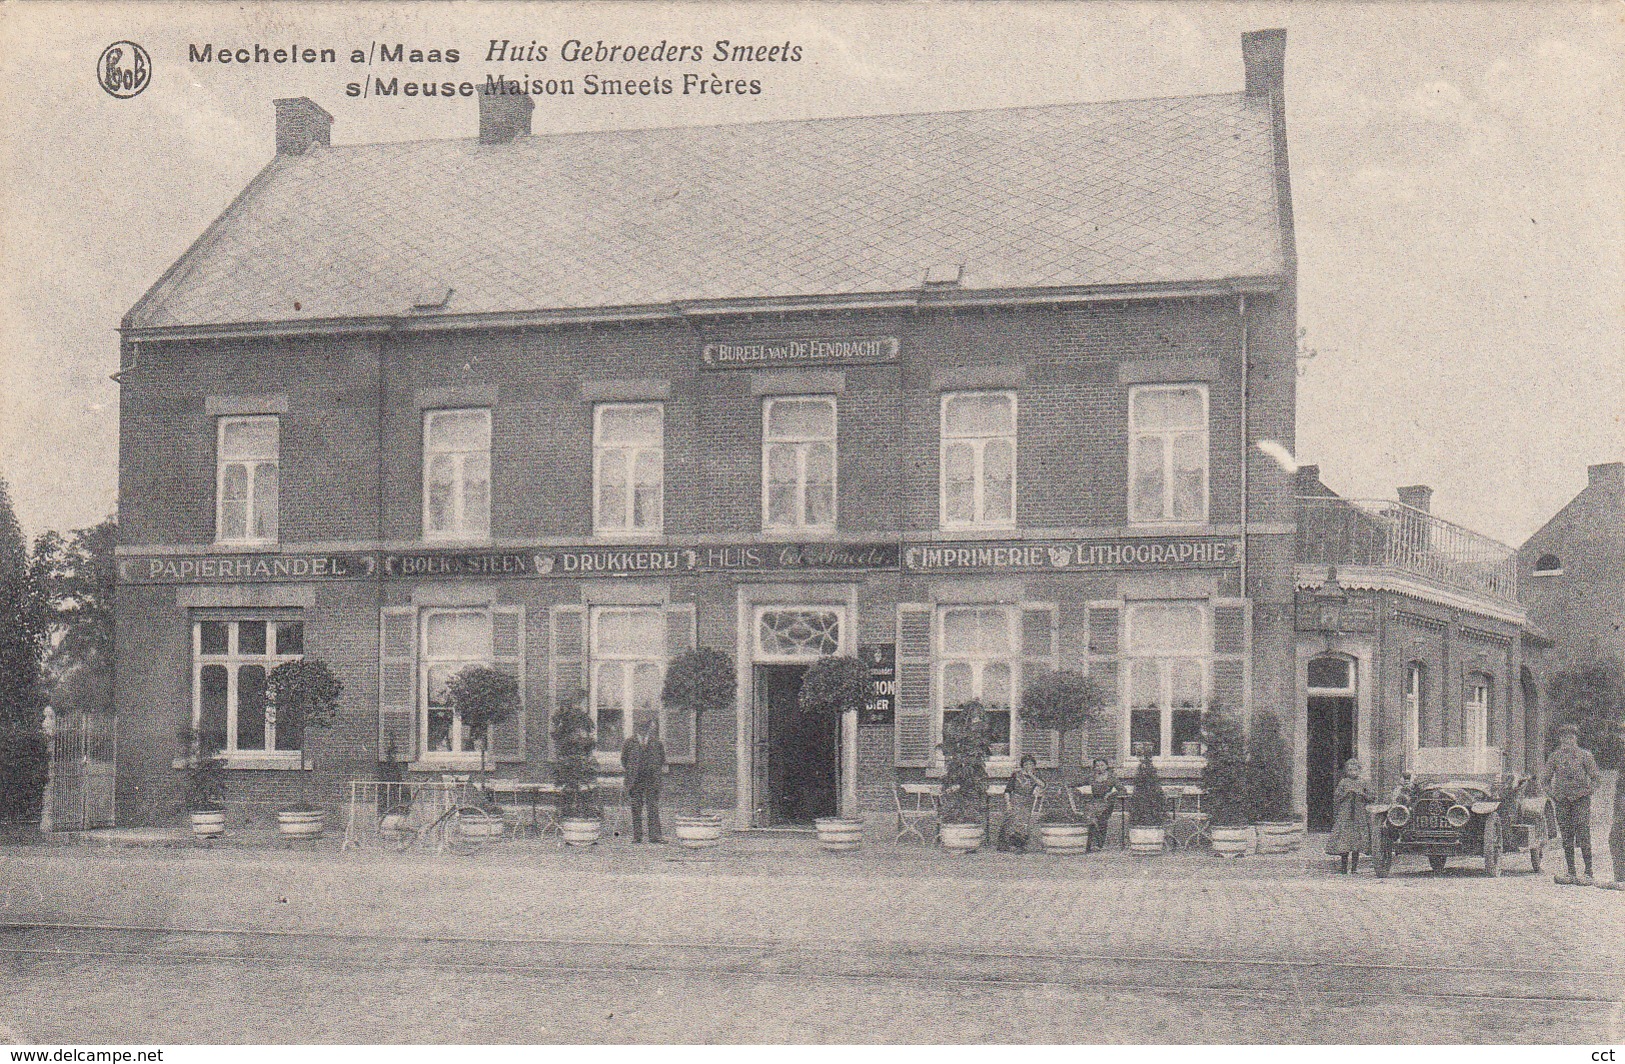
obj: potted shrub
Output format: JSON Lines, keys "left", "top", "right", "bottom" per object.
{"left": 663, "top": 647, "right": 735, "bottom": 848}
{"left": 266, "top": 658, "right": 342, "bottom": 839}
{"left": 1201, "top": 703, "right": 1254, "bottom": 856}
{"left": 1127, "top": 754, "right": 1167, "bottom": 854}
{"left": 938, "top": 700, "right": 992, "bottom": 854}
{"left": 798, "top": 654, "right": 870, "bottom": 851}
{"left": 1018, "top": 669, "right": 1105, "bottom": 856}
{"left": 445, "top": 664, "right": 521, "bottom": 840}
{"left": 180, "top": 725, "right": 228, "bottom": 841}
{"left": 551, "top": 689, "right": 602, "bottom": 847}
{"left": 1248, "top": 710, "right": 1301, "bottom": 852}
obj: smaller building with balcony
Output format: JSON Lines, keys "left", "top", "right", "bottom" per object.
{"left": 1293, "top": 467, "right": 1548, "bottom": 831}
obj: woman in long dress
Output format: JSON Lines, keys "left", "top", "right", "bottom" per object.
{"left": 1083, "top": 758, "right": 1123, "bottom": 852}
{"left": 998, "top": 754, "right": 1045, "bottom": 852}
{"left": 1325, "top": 757, "right": 1374, "bottom": 873}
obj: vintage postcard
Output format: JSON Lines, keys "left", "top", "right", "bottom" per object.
{"left": 0, "top": 0, "right": 1621, "bottom": 1048}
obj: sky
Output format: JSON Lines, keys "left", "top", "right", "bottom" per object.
{"left": 0, "top": 0, "right": 1620, "bottom": 547}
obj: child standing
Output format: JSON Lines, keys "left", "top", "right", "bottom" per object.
{"left": 1325, "top": 758, "right": 1374, "bottom": 874}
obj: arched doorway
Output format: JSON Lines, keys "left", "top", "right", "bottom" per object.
{"left": 1306, "top": 654, "right": 1357, "bottom": 832}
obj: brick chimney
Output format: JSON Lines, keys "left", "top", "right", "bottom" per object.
{"left": 478, "top": 83, "right": 534, "bottom": 144}
{"left": 273, "top": 97, "right": 332, "bottom": 156}
{"left": 1295, "top": 464, "right": 1321, "bottom": 491}
{"left": 1588, "top": 461, "right": 1624, "bottom": 494}
{"left": 1242, "top": 28, "right": 1286, "bottom": 98}
{"left": 1397, "top": 485, "right": 1433, "bottom": 513}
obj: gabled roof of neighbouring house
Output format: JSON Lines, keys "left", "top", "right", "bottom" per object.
{"left": 127, "top": 86, "right": 1291, "bottom": 333}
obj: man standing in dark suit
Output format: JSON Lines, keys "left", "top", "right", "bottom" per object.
{"left": 621, "top": 717, "right": 666, "bottom": 843}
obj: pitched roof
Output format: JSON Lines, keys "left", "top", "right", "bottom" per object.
{"left": 126, "top": 92, "right": 1288, "bottom": 331}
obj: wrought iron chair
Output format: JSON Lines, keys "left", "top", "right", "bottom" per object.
{"left": 895, "top": 782, "right": 941, "bottom": 844}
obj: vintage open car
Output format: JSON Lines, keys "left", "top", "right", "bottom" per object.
{"left": 1367, "top": 747, "right": 1557, "bottom": 878}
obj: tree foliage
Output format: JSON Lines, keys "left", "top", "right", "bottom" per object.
{"left": 550, "top": 688, "right": 600, "bottom": 819}
{"left": 1246, "top": 709, "right": 1296, "bottom": 822}
{"left": 179, "top": 725, "right": 228, "bottom": 812}
{"left": 31, "top": 515, "right": 117, "bottom": 683}
{"left": 1127, "top": 754, "right": 1167, "bottom": 827}
{"left": 1547, "top": 658, "right": 1625, "bottom": 769}
{"left": 0, "top": 477, "right": 48, "bottom": 823}
{"left": 446, "top": 664, "right": 520, "bottom": 782}
{"left": 1018, "top": 669, "right": 1104, "bottom": 782}
{"left": 1200, "top": 703, "right": 1250, "bottom": 827}
{"left": 939, "top": 700, "right": 991, "bottom": 824}
{"left": 797, "top": 654, "right": 870, "bottom": 718}
{"left": 267, "top": 658, "right": 343, "bottom": 809}
{"left": 663, "top": 647, "right": 735, "bottom": 716}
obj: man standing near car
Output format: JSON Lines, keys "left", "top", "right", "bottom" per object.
{"left": 621, "top": 716, "right": 666, "bottom": 844}
{"left": 1543, "top": 723, "right": 1601, "bottom": 886}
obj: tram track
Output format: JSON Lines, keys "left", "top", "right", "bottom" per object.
{"left": 3, "top": 922, "right": 1620, "bottom": 1006}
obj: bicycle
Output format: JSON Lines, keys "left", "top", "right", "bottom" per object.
{"left": 379, "top": 791, "right": 505, "bottom": 855}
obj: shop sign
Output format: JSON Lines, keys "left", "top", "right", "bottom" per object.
{"left": 902, "top": 536, "right": 1241, "bottom": 574}
{"left": 859, "top": 643, "right": 896, "bottom": 725}
{"left": 387, "top": 541, "right": 900, "bottom": 578}
{"left": 701, "top": 335, "right": 899, "bottom": 369}
{"left": 117, "top": 553, "right": 375, "bottom": 584}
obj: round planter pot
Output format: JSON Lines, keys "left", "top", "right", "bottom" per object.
{"left": 939, "top": 822, "right": 985, "bottom": 855}
{"left": 558, "top": 817, "right": 602, "bottom": 847}
{"left": 1038, "top": 822, "right": 1090, "bottom": 856}
{"left": 1211, "top": 825, "right": 1255, "bottom": 857}
{"left": 673, "top": 814, "right": 725, "bottom": 850}
{"left": 459, "top": 811, "right": 505, "bottom": 840}
{"left": 1255, "top": 821, "right": 1303, "bottom": 854}
{"left": 814, "top": 817, "right": 864, "bottom": 853}
{"left": 189, "top": 809, "right": 226, "bottom": 839}
{"left": 277, "top": 809, "right": 326, "bottom": 839}
{"left": 1128, "top": 825, "right": 1166, "bottom": 854}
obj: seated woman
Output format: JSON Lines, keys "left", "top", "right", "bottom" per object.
{"left": 1083, "top": 758, "right": 1124, "bottom": 852}
{"left": 997, "top": 754, "right": 1045, "bottom": 852}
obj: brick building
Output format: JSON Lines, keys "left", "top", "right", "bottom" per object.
{"left": 1518, "top": 462, "right": 1625, "bottom": 670}
{"left": 113, "top": 30, "right": 1300, "bottom": 828}
{"left": 1294, "top": 470, "right": 1548, "bottom": 829}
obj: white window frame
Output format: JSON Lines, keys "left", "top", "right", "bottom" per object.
{"left": 935, "top": 605, "right": 1023, "bottom": 769}
{"left": 1128, "top": 383, "right": 1210, "bottom": 526}
{"left": 215, "top": 415, "right": 279, "bottom": 545}
{"left": 1466, "top": 674, "right": 1491, "bottom": 751}
{"left": 1123, "top": 601, "right": 1211, "bottom": 764}
{"left": 589, "top": 606, "right": 670, "bottom": 765}
{"left": 418, "top": 608, "right": 493, "bottom": 760}
{"left": 1404, "top": 662, "right": 1425, "bottom": 759}
{"left": 593, "top": 403, "right": 664, "bottom": 536}
{"left": 939, "top": 391, "right": 1017, "bottom": 530}
{"left": 762, "top": 395, "right": 837, "bottom": 533}
{"left": 422, "top": 408, "right": 492, "bottom": 542}
{"left": 192, "top": 616, "right": 304, "bottom": 761}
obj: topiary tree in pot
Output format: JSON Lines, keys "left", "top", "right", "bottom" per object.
{"left": 550, "top": 687, "right": 602, "bottom": 846}
{"left": 662, "top": 647, "right": 736, "bottom": 818}
{"left": 1201, "top": 702, "right": 1253, "bottom": 855}
{"left": 179, "top": 724, "right": 228, "bottom": 840}
{"left": 266, "top": 657, "right": 342, "bottom": 837}
{"left": 445, "top": 664, "right": 521, "bottom": 790}
{"left": 797, "top": 654, "right": 871, "bottom": 849}
{"left": 1017, "top": 669, "right": 1105, "bottom": 854}
{"left": 1127, "top": 753, "right": 1167, "bottom": 854}
{"left": 938, "top": 700, "right": 992, "bottom": 853}
{"left": 1247, "top": 709, "right": 1301, "bottom": 852}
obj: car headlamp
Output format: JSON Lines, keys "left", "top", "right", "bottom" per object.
{"left": 1387, "top": 804, "right": 1411, "bottom": 827}
{"left": 1445, "top": 804, "right": 1471, "bottom": 828}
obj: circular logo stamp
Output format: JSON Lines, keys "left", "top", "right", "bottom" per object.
{"left": 98, "top": 41, "right": 151, "bottom": 98}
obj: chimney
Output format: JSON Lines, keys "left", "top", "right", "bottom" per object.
{"left": 1397, "top": 485, "right": 1433, "bottom": 514}
{"left": 274, "top": 97, "right": 332, "bottom": 156}
{"left": 1294, "top": 464, "right": 1321, "bottom": 491}
{"left": 1241, "top": 28, "right": 1286, "bottom": 98}
{"left": 479, "top": 83, "right": 534, "bottom": 144}
{"left": 1589, "top": 461, "right": 1624, "bottom": 493}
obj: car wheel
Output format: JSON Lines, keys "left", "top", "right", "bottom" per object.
{"left": 1375, "top": 832, "right": 1393, "bottom": 878}
{"left": 1530, "top": 842, "right": 1543, "bottom": 873}
{"left": 1428, "top": 854, "right": 1447, "bottom": 873}
{"left": 1484, "top": 816, "right": 1501, "bottom": 877}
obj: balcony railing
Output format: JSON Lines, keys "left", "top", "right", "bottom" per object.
{"left": 1295, "top": 495, "right": 1519, "bottom": 604}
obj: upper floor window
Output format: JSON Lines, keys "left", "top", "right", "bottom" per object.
{"left": 763, "top": 396, "right": 836, "bottom": 531}
{"left": 594, "top": 403, "right": 663, "bottom": 534}
{"left": 1129, "top": 384, "right": 1208, "bottom": 524}
{"left": 1533, "top": 553, "right": 1563, "bottom": 575}
{"left": 940, "top": 391, "right": 1016, "bottom": 528}
{"left": 217, "top": 416, "right": 279, "bottom": 544}
{"left": 1126, "top": 601, "right": 1208, "bottom": 759}
{"left": 1466, "top": 673, "right": 1491, "bottom": 750}
{"left": 194, "top": 617, "right": 304, "bottom": 756}
{"left": 423, "top": 408, "right": 491, "bottom": 540}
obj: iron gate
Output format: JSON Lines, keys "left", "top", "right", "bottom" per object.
{"left": 49, "top": 712, "right": 116, "bottom": 830}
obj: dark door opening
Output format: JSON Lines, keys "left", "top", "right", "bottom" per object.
{"left": 1307, "top": 695, "right": 1356, "bottom": 832}
{"left": 755, "top": 664, "right": 837, "bottom": 826}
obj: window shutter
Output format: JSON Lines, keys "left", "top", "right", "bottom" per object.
{"left": 1210, "top": 599, "right": 1249, "bottom": 717}
{"left": 663, "top": 604, "right": 698, "bottom": 764}
{"left": 1087, "top": 604, "right": 1121, "bottom": 764}
{"left": 894, "top": 604, "right": 934, "bottom": 768}
{"left": 378, "top": 607, "right": 417, "bottom": 762}
{"left": 489, "top": 606, "right": 525, "bottom": 763}
{"left": 550, "top": 605, "right": 587, "bottom": 758}
{"left": 1021, "top": 605, "right": 1061, "bottom": 768}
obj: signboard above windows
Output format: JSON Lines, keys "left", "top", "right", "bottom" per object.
{"left": 701, "top": 336, "right": 899, "bottom": 369}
